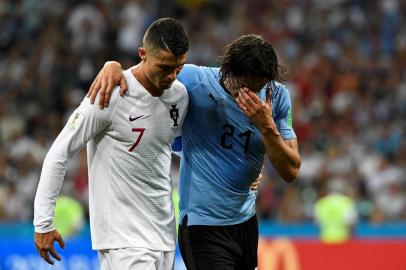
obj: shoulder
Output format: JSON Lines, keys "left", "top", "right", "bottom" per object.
{"left": 271, "top": 81, "right": 291, "bottom": 101}
{"left": 163, "top": 80, "right": 189, "bottom": 107}
{"left": 171, "top": 80, "right": 188, "bottom": 95}
{"left": 271, "top": 82, "right": 292, "bottom": 108}
{"left": 122, "top": 68, "right": 137, "bottom": 94}
{"left": 178, "top": 64, "right": 219, "bottom": 92}
{"left": 170, "top": 80, "right": 189, "bottom": 101}
{"left": 178, "top": 64, "right": 202, "bottom": 78}
{"left": 77, "top": 83, "right": 122, "bottom": 121}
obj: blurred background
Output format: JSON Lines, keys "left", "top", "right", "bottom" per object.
{"left": 0, "top": 0, "right": 406, "bottom": 269}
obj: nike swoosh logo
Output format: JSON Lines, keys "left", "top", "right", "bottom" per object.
{"left": 129, "top": 115, "right": 144, "bottom": 121}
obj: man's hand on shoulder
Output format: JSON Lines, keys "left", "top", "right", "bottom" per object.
{"left": 34, "top": 230, "right": 65, "bottom": 265}
{"left": 250, "top": 172, "right": 263, "bottom": 192}
{"left": 87, "top": 61, "right": 127, "bottom": 109}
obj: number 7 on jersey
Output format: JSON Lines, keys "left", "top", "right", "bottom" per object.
{"left": 128, "top": 128, "right": 146, "bottom": 152}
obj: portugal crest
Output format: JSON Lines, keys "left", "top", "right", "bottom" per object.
{"left": 170, "top": 105, "right": 179, "bottom": 126}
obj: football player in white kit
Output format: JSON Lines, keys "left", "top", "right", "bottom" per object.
{"left": 33, "top": 18, "right": 189, "bottom": 270}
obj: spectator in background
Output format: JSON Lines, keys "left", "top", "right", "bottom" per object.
{"left": 53, "top": 195, "right": 85, "bottom": 238}
{"left": 314, "top": 178, "right": 358, "bottom": 243}
{"left": 67, "top": 2, "right": 106, "bottom": 55}
{"left": 116, "top": 0, "right": 148, "bottom": 56}
{"left": 0, "top": 0, "right": 405, "bottom": 226}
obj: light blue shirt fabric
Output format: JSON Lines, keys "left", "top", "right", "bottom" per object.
{"left": 176, "top": 64, "right": 296, "bottom": 226}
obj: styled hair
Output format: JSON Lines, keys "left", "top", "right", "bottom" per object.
{"left": 143, "top": 18, "right": 189, "bottom": 56}
{"left": 219, "top": 34, "right": 287, "bottom": 91}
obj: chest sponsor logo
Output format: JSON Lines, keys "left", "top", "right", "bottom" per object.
{"left": 129, "top": 115, "right": 144, "bottom": 122}
{"left": 170, "top": 105, "right": 179, "bottom": 126}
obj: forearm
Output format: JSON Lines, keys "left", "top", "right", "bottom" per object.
{"left": 34, "top": 107, "right": 93, "bottom": 232}
{"left": 34, "top": 151, "right": 68, "bottom": 233}
{"left": 260, "top": 124, "right": 301, "bottom": 183}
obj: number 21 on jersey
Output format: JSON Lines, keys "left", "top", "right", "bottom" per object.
{"left": 220, "top": 123, "right": 252, "bottom": 155}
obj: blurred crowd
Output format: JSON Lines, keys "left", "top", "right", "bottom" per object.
{"left": 0, "top": 0, "right": 405, "bottom": 225}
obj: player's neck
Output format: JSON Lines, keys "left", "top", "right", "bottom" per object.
{"left": 132, "top": 65, "right": 164, "bottom": 97}
{"left": 220, "top": 79, "right": 238, "bottom": 98}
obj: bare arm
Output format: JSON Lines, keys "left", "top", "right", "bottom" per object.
{"left": 259, "top": 132, "right": 300, "bottom": 182}
{"left": 87, "top": 61, "right": 127, "bottom": 108}
{"left": 236, "top": 88, "right": 301, "bottom": 182}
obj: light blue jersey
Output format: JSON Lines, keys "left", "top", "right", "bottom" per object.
{"left": 177, "top": 64, "right": 296, "bottom": 226}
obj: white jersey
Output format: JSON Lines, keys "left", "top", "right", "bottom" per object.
{"left": 34, "top": 68, "right": 189, "bottom": 251}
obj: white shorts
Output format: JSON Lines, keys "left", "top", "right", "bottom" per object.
{"left": 98, "top": 247, "right": 175, "bottom": 270}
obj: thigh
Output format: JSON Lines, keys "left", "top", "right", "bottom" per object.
{"left": 178, "top": 224, "right": 198, "bottom": 270}
{"left": 98, "top": 250, "right": 110, "bottom": 270}
{"left": 236, "top": 215, "right": 258, "bottom": 270}
{"left": 160, "top": 250, "right": 175, "bottom": 270}
{"left": 178, "top": 223, "right": 240, "bottom": 270}
{"left": 98, "top": 247, "right": 161, "bottom": 270}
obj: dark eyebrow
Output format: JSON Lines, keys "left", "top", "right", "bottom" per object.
{"left": 158, "top": 63, "right": 184, "bottom": 69}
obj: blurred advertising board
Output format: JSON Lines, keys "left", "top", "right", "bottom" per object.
{"left": 1, "top": 237, "right": 406, "bottom": 270}
{"left": 0, "top": 239, "right": 186, "bottom": 270}
{"left": 258, "top": 238, "right": 406, "bottom": 270}
{"left": 1, "top": 222, "right": 406, "bottom": 270}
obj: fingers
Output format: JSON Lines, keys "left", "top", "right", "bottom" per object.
{"left": 250, "top": 172, "right": 263, "bottom": 191}
{"left": 102, "top": 76, "right": 127, "bottom": 107}
{"left": 119, "top": 78, "right": 128, "bottom": 97}
{"left": 42, "top": 249, "right": 54, "bottom": 265}
{"left": 237, "top": 90, "right": 259, "bottom": 115}
{"left": 35, "top": 231, "right": 64, "bottom": 265}
{"left": 250, "top": 182, "right": 258, "bottom": 191}
{"left": 89, "top": 76, "right": 101, "bottom": 104}
{"left": 88, "top": 63, "right": 124, "bottom": 108}
{"left": 235, "top": 95, "right": 246, "bottom": 112}
{"left": 241, "top": 88, "right": 261, "bottom": 105}
{"left": 258, "top": 172, "right": 263, "bottom": 181}
{"left": 98, "top": 79, "right": 107, "bottom": 109}
{"left": 104, "top": 82, "right": 113, "bottom": 107}
{"left": 55, "top": 232, "right": 65, "bottom": 249}
{"left": 36, "top": 242, "right": 55, "bottom": 265}
{"left": 49, "top": 245, "right": 61, "bottom": 262}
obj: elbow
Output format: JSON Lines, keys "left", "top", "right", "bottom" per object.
{"left": 282, "top": 162, "right": 301, "bottom": 183}
{"left": 282, "top": 170, "right": 298, "bottom": 183}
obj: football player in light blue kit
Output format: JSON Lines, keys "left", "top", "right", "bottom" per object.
{"left": 88, "top": 34, "right": 301, "bottom": 270}
{"left": 176, "top": 64, "right": 296, "bottom": 226}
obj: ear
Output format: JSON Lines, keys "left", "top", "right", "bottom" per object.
{"left": 138, "top": 47, "right": 147, "bottom": 61}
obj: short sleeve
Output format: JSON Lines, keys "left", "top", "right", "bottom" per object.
{"left": 273, "top": 83, "right": 297, "bottom": 140}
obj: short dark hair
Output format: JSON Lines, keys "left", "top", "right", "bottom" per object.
{"left": 219, "top": 34, "right": 287, "bottom": 88}
{"left": 143, "top": 18, "right": 189, "bottom": 56}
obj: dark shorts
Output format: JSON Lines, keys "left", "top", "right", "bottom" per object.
{"left": 178, "top": 215, "right": 258, "bottom": 270}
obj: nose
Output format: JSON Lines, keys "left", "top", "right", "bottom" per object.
{"left": 167, "top": 70, "right": 177, "bottom": 81}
